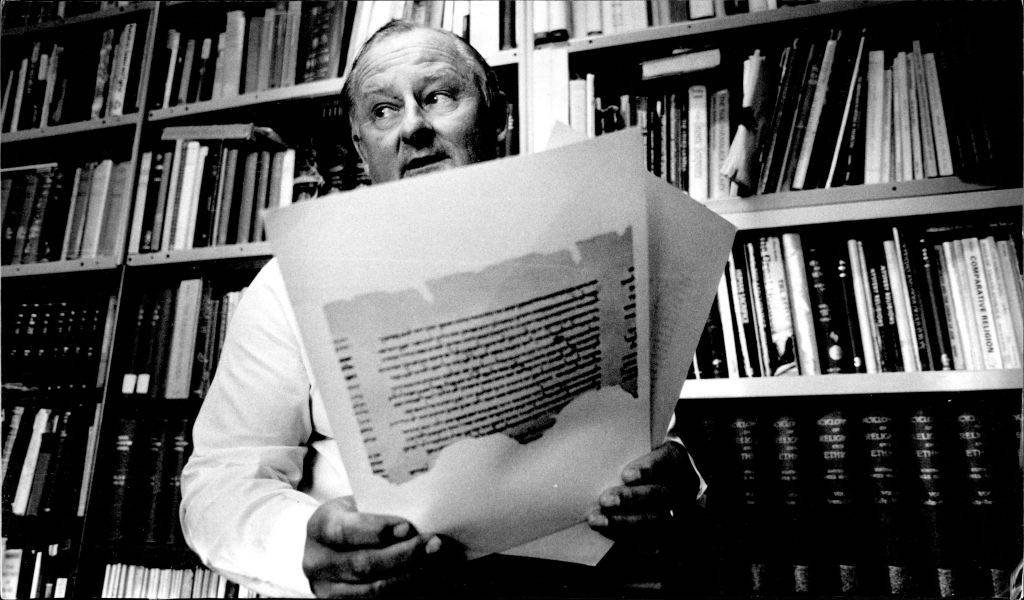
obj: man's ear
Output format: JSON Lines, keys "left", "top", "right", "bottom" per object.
{"left": 350, "top": 129, "right": 367, "bottom": 165}
{"left": 492, "top": 91, "right": 509, "bottom": 143}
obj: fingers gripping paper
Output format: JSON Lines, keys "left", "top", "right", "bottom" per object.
{"left": 266, "top": 130, "right": 651, "bottom": 556}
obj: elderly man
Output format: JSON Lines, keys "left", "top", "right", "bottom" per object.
{"left": 181, "top": 20, "right": 699, "bottom": 598}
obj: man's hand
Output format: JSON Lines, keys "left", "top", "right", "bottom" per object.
{"left": 303, "top": 497, "right": 460, "bottom": 598}
{"left": 586, "top": 442, "right": 699, "bottom": 540}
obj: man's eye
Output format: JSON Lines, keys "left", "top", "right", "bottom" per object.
{"left": 371, "top": 105, "right": 398, "bottom": 120}
{"left": 425, "top": 91, "right": 456, "bottom": 107}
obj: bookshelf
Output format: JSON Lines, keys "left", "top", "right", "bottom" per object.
{"left": 1, "top": 1, "right": 1020, "bottom": 598}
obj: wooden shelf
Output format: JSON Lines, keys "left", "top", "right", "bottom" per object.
{"left": 126, "top": 242, "right": 273, "bottom": 266}
{"left": 1, "top": 113, "right": 140, "bottom": 143}
{"left": 679, "top": 369, "right": 1024, "bottom": 399}
{"left": 1, "top": 2, "right": 154, "bottom": 37}
{"left": 711, "top": 184, "right": 1021, "bottom": 229}
{"left": 1, "top": 256, "right": 120, "bottom": 278}
{"left": 147, "top": 78, "right": 346, "bottom": 121}
{"left": 567, "top": 0, "right": 884, "bottom": 54}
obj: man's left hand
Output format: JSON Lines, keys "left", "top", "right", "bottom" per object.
{"left": 586, "top": 442, "right": 698, "bottom": 540}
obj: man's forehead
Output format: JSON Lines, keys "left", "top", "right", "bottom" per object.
{"left": 352, "top": 29, "right": 471, "bottom": 86}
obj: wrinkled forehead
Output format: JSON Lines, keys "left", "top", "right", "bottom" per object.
{"left": 350, "top": 29, "right": 479, "bottom": 99}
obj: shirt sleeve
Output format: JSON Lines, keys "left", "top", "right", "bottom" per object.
{"left": 180, "top": 261, "right": 319, "bottom": 598}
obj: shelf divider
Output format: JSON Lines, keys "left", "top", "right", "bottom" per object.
{"left": 126, "top": 242, "right": 274, "bottom": 266}
{"left": 1, "top": 256, "right": 120, "bottom": 278}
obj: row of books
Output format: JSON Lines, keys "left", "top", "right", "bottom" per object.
{"left": 534, "top": 0, "right": 816, "bottom": 43}
{"left": 153, "top": 2, "right": 341, "bottom": 109}
{"left": 119, "top": 280, "right": 244, "bottom": 402}
{"left": 1, "top": 0, "right": 129, "bottom": 28}
{"left": 691, "top": 218, "right": 1023, "bottom": 379}
{"left": 100, "top": 563, "right": 261, "bottom": 599}
{"left": 1, "top": 21, "right": 142, "bottom": 132}
{"left": 681, "top": 397, "right": 1021, "bottom": 598}
{"left": 1, "top": 159, "right": 133, "bottom": 265}
{"left": 345, "top": 1, "right": 517, "bottom": 68}
{"left": 100, "top": 416, "right": 192, "bottom": 546}
{"left": 129, "top": 124, "right": 295, "bottom": 254}
{"left": 576, "top": 20, "right": 1013, "bottom": 201}
{"left": 1, "top": 399, "right": 98, "bottom": 520}
{"left": 1, "top": 538, "right": 75, "bottom": 600}
{"left": 3, "top": 297, "right": 116, "bottom": 390}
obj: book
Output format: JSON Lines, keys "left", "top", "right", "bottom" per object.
{"left": 708, "top": 88, "right": 731, "bottom": 199}
{"left": 760, "top": 236, "right": 798, "bottom": 376}
{"left": 960, "top": 237, "right": 1001, "bottom": 369}
{"left": 220, "top": 11, "right": 246, "bottom": 97}
{"left": 105, "top": 418, "right": 137, "bottom": 541}
{"left": 790, "top": 31, "right": 838, "bottom": 190}
{"left": 814, "top": 409, "right": 861, "bottom": 593}
{"left": 769, "top": 413, "right": 813, "bottom": 593}
{"left": 77, "top": 158, "right": 113, "bottom": 258}
{"left": 164, "top": 278, "right": 203, "bottom": 400}
{"left": 882, "top": 239, "right": 919, "bottom": 372}
{"left": 781, "top": 233, "right": 820, "bottom": 375}
{"left": 11, "top": 408, "right": 51, "bottom": 515}
{"left": 91, "top": 29, "right": 115, "bottom": 118}
{"left": 776, "top": 39, "right": 823, "bottom": 192}
{"left": 687, "top": 84, "right": 709, "bottom": 202}
{"left": 640, "top": 49, "right": 722, "bottom": 81}
{"left": 126, "top": 152, "right": 153, "bottom": 253}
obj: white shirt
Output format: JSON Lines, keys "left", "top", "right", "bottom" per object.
{"left": 181, "top": 259, "right": 706, "bottom": 598}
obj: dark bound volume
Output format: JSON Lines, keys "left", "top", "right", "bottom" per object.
{"left": 804, "top": 241, "right": 845, "bottom": 373}
{"left": 757, "top": 38, "right": 809, "bottom": 194}
{"left": 863, "top": 238, "right": 902, "bottom": 372}
{"left": 106, "top": 417, "right": 138, "bottom": 541}
{"left": 726, "top": 414, "right": 771, "bottom": 594}
{"left": 860, "top": 408, "right": 914, "bottom": 595}
{"left": 162, "top": 417, "right": 193, "bottom": 546}
{"left": 951, "top": 404, "right": 1015, "bottom": 597}
{"left": 916, "top": 235, "right": 954, "bottom": 370}
{"left": 909, "top": 405, "right": 960, "bottom": 597}
{"left": 893, "top": 227, "right": 937, "bottom": 371}
{"left": 835, "top": 254, "right": 866, "bottom": 372}
{"left": 140, "top": 418, "right": 170, "bottom": 544}
{"left": 769, "top": 413, "right": 813, "bottom": 593}
{"left": 814, "top": 409, "right": 861, "bottom": 593}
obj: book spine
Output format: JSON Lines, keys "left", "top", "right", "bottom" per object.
{"left": 942, "top": 241, "right": 981, "bottom": 369}
{"left": 961, "top": 237, "right": 1002, "bottom": 369}
{"left": 687, "top": 84, "right": 709, "bottom": 202}
{"left": 771, "top": 413, "right": 812, "bottom": 593}
{"left": 164, "top": 279, "right": 203, "bottom": 400}
{"left": 815, "top": 409, "right": 860, "bottom": 593}
{"left": 782, "top": 233, "right": 820, "bottom": 375}
{"left": 863, "top": 50, "right": 885, "bottom": 183}
{"left": 709, "top": 88, "right": 731, "bottom": 199}
{"left": 105, "top": 418, "right": 137, "bottom": 541}
{"left": 761, "top": 236, "right": 798, "bottom": 375}
{"left": 860, "top": 409, "right": 912, "bottom": 594}
{"left": 922, "top": 52, "right": 954, "bottom": 176}
{"left": 909, "top": 407, "right": 959, "bottom": 597}
{"left": 716, "top": 274, "right": 740, "bottom": 378}
{"left": 792, "top": 35, "right": 838, "bottom": 190}
{"left": 882, "top": 240, "right": 919, "bottom": 371}
{"left": 932, "top": 244, "right": 964, "bottom": 370}
{"left": 979, "top": 237, "right": 1020, "bottom": 368}
{"left": 728, "top": 251, "right": 759, "bottom": 377}
{"left": 745, "top": 241, "right": 773, "bottom": 376}
{"left": 904, "top": 52, "right": 924, "bottom": 180}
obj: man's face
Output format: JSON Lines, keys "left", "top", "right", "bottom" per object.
{"left": 347, "top": 29, "right": 494, "bottom": 184}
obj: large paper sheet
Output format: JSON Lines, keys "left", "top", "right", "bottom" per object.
{"left": 546, "top": 123, "right": 737, "bottom": 442}
{"left": 266, "top": 130, "right": 652, "bottom": 557}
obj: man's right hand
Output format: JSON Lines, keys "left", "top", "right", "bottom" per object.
{"left": 303, "top": 497, "right": 458, "bottom": 598}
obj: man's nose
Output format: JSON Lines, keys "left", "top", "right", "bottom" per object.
{"left": 399, "top": 103, "right": 434, "bottom": 147}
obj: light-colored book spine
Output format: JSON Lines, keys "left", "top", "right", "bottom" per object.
{"left": 39, "top": 44, "right": 61, "bottom": 127}
{"left": 762, "top": 236, "right": 798, "bottom": 376}
{"left": 689, "top": 0, "right": 715, "bottom": 19}
{"left": 108, "top": 23, "right": 136, "bottom": 116}
{"left": 79, "top": 159, "right": 114, "bottom": 258}
{"left": 792, "top": 35, "right": 838, "bottom": 190}
{"left": 182, "top": 145, "right": 209, "bottom": 249}
{"left": 961, "top": 237, "right": 1001, "bottom": 369}
{"left": 10, "top": 58, "right": 28, "bottom": 132}
{"left": 709, "top": 88, "right": 731, "bottom": 199}
{"left": 863, "top": 50, "right": 885, "bottom": 184}
{"left": 848, "top": 239, "right": 880, "bottom": 372}
{"left": 892, "top": 52, "right": 913, "bottom": 181}
{"left": 996, "top": 240, "right": 1024, "bottom": 351}
{"left": 278, "top": 148, "right": 295, "bottom": 206}
{"left": 257, "top": 7, "right": 277, "bottom": 91}
{"left": 162, "top": 30, "right": 180, "bottom": 108}
{"left": 11, "top": 409, "right": 51, "bottom": 515}
{"left": 127, "top": 152, "right": 153, "bottom": 254}
{"left": 222, "top": 12, "right": 246, "bottom": 97}
{"left": 891, "top": 227, "right": 922, "bottom": 370}
{"left": 934, "top": 247, "right": 964, "bottom": 370}
{"left": 99, "top": 161, "right": 133, "bottom": 258}
{"left": 716, "top": 273, "right": 740, "bottom": 378}
{"left": 882, "top": 239, "right": 919, "bottom": 371}
{"left": 782, "top": 233, "right": 820, "bottom": 375}
{"left": 922, "top": 52, "right": 954, "bottom": 176}
{"left": 469, "top": 0, "right": 501, "bottom": 54}
{"left": 280, "top": 1, "right": 302, "bottom": 87}
{"left": 880, "top": 67, "right": 893, "bottom": 182}
{"left": 165, "top": 278, "right": 204, "bottom": 399}
{"left": 568, "top": 78, "right": 587, "bottom": 133}
{"left": 910, "top": 41, "right": 937, "bottom": 178}
{"left": 942, "top": 240, "right": 980, "bottom": 370}
{"left": 904, "top": 52, "right": 923, "bottom": 180}
{"left": 1, "top": 406, "right": 26, "bottom": 478}
{"left": 979, "top": 237, "right": 1019, "bottom": 368}
{"left": 172, "top": 141, "right": 201, "bottom": 250}
{"left": 687, "top": 84, "right": 708, "bottom": 201}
